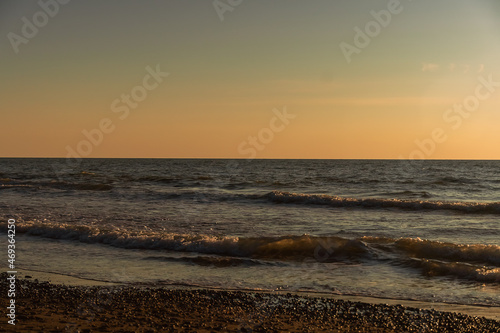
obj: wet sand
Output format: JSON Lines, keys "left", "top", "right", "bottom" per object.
{"left": 1, "top": 273, "right": 499, "bottom": 332}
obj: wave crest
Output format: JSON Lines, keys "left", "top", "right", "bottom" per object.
{"left": 418, "top": 259, "right": 500, "bottom": 283}
{"left": 266, "top": 191, "right": 500, "bottom": 214}
{"left": 6, "top": 222, "right": 500, "bottom": 284}
{"left": 9, "top": 221, "right": 370, "bottom": 262}
{"left": 394, "top": 238, "right": 500, "bottom": 266}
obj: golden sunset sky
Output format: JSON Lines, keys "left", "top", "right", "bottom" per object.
{"left": 1, "top": 0, "right": 500, "bottom": 158}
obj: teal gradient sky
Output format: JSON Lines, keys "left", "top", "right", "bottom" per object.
{"left": 2, "top": 0, "right": 500, "bottom": 158}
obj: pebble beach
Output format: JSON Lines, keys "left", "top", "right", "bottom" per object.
{"left": 1, "top": 273, "right": 499, "bottom": 332}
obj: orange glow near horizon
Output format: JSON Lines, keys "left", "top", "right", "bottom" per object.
{"left": 1, "top": 1, "right": 500, "bottom": 159}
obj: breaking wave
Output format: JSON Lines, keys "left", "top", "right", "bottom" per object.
{"left": 417, "top": 259, "right": 500, "bottom": 283}
{"left": 8, "top": 221, "right": 371, "bottom": 261}
{"left": 4, "top": 221, "right": 499, "bottom": 283}
{"left": 265, "top": 191, "right": 500, "bottom": 214}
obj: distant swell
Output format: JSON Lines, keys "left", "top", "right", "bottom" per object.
{"left": 0, "top": 180, "right": 113, "bottom": 191}
{"left": 266, "top": 191, "right": 500, "bottom": 214}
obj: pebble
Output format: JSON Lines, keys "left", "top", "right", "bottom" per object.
{"left": 1, "top": 272, "right": 499, "bottom": 332}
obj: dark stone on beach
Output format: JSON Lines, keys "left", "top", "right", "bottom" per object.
{"left": 0, "top": 272, "right": 499, "bottom": 332}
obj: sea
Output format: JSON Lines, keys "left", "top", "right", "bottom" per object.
{"left": 1, "top": 158, "right": 499, "bottom": 311}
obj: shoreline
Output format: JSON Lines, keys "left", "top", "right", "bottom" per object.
{"left": 13, "top": 268, "right": 500, "bottom": 321}
{"left": 2, "top": 272, "right": 499, "bottom": 332}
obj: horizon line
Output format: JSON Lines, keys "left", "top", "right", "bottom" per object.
{"left": 1, "top": 157, "right": 499, "bottom": 161}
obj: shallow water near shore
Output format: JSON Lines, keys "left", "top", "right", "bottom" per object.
{"left": 1, "top": 158, "right": 499, "bottom": 316}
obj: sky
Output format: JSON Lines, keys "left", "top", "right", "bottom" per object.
{"left": 1, "top": 0, "right": 500, "bottom": 159}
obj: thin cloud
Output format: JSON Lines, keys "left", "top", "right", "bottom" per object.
{"left": 422, "top": 63, "right": 440, "bottom": 72}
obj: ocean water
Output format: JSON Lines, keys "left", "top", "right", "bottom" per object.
{"left": 1, "top": 158, "right": 499, "bottom": 308}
